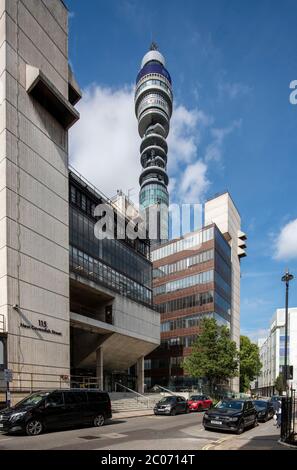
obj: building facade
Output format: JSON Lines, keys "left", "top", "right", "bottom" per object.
{"left": 253, "top": 308, "right": 297, "bottom": 396}
{"left": 145, "top": 193, "right": 246, "bottom": 392}
{"left": 135, "top": 44, "right": 173, "bottom": 243}
{"left": 0, "top": 0, "right": 160, "bottom": 399}
{"left": 69, "top": 169, "right": 160, "bottom": 393}
{"left": 0, "top": 0, "right": 78, "bottom": 394}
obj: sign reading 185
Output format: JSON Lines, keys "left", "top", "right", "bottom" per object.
{"left": 38, "top": 320, "right": 48, "bottom": 329}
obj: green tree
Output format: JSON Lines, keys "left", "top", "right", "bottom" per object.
{"left": 239, "top": 336, "right": 262, "bottom": 392}
{"left": 183, "top": 318, "right": 239, "bottom": 394}
{"left": 274, "top": 374, "right": 285, "bottom": 395}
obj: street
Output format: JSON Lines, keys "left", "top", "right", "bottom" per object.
{"left": 0, "top": 413, "right": 289, "bottom": 451}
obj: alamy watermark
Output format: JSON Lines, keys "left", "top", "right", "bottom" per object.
{"left": 289, "top": 80, "right": 297, "bottom": 104}
{"left": 93, "top": 202, "right": 203, "bottom": 241}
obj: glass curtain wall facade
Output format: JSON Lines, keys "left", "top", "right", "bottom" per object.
{"left": 145, "top": 224, "right": 232, "bottom": 389}
{"left": 69, "top": 172, "right": 152, "bottom": 307}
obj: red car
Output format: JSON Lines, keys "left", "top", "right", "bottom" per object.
{"left": 187, "top": 395, "right": 213, "bottom": 412}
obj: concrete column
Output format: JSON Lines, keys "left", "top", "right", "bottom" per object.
{"left": 96, "top": 347, "right": 104, "bottom": 390}
{"left": 137, "top": 356, "right": 144, "bottom": 394}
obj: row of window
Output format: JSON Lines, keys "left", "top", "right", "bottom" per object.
{"left": 161, "top": 311, "right": 230, "bottom": 332}
{"left": 153, "top": 249, "right": 214, "bottom": 279}
{"left": 69, "top": 246, "right": 152, "bottom": 306}
{"left": 140, "top": 185, "right": 169, "bottom": 208}
{"left": 151, "top": 227, "right": 214, "bottom": 261}
{"left": 137, "top": 72, "right": 171, "bottom": 88}
{"left": 70, "top": 206, "right": 151, "bottom": 287}
{"left": 214, "top": 292, "right": 231, "bottom": 316}
{"left": 215, "top": 251, "right": 231, "bottom": 282}
{"left": 161, "top": 313, "right": 208, "bottom": 332}
{"left": 156, "top": 290, "right": 214, "bottom": 314}
{"left": 153, "top": 270, "right": 214, "bottom": 296}
{"left": 215, "top": 271, "right": 231, "bottom": 297}
{"left": 70, "top": 182, "right": 149, "bottom": 259}
{"left": 214, "top": 227, "right": 231, "bottom": 258}
{"left": 70, "top": 184, "right": 97, "bottom": 218}
{"left": 141, "top": 171, "right": 167, "bottom": 186}
{"left": 138, "top": 93, "right": 170, "bottom": 118}
{"left": 161, "top": 335, "right": 198, "bottom": 348}
{"left": 135, "top": 78, "right": 172, "bottom": 100}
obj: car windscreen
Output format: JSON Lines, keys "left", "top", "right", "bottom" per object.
{"left": 15, "top": 392, "right": 50, "bottom": 407}
{"left": 215, "top": 400, "right": 243, "bottom": 410}
{"left": 253, "top": 400, "right": 267, "bottom": 408}
{"left": 190, "top": 396, "right": 204, "bottom": 400}
{"left": 159, "top": 397, "right": 175, "bottom": 404}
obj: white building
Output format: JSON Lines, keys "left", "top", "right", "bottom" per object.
{"left": 205, "top": 192, "right": 246, "bottom": 393}
{"left": 254, "top": 308, "right": 297, "bottom": 395}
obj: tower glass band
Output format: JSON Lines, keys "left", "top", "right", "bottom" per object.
{"left": 135, "top": 45, "right": 173, "bottom": 243}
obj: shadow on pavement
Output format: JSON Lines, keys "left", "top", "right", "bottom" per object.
{"left": 237, "top": 433, "right": 292, "bottom": 450}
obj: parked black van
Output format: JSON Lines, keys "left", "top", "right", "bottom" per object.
{"left": 0, "top": 389, "right": 112, "bottom": 436}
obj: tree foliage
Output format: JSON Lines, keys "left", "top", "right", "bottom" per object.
{"left": 274, "top": 374, "right": 285, "bottom": 395}
{"left": 239, "top": 336, "right": 262, "bottom": 392}
{"left": 183, "top": 318, "right": 239, "bottom": 392}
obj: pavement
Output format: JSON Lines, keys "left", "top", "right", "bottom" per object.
{"left": 0, "top": 411, "right": 295, "bottom": 451}
{"left": 112, "top": 409, "right": 153, "bottom": 419}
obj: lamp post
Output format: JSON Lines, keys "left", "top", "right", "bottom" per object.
{"left": 281, "top": 270, "right": 294, "bottom": 395}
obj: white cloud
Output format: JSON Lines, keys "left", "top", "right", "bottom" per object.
{"left": 70, "top": 84, "right": 212, "bottom": 205}
{"left": 205, "top": 120, "right": 241, "bottom": 162}
{"left": 70, "top": 82, "right": 239, "bottom": 210}
{"left": 179, "top": 160, "right": 210, "bottom": 204}
{"left": 70, "top": 84, "right": 140, "bottom": 201}
{"left": 241, "top": 328, "right": 269, "bottom": 343}
{"left": 274, "top": 218, "right": 297, "bottom": 260}
{"left": 168, "top": 106, "right": 212, "bottom": 173}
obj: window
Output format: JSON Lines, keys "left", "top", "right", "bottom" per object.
{"left": 87, "top": 392, "right": 108, "bottom": 403}
{"left": 64, "top": 392, "right": 78, "bottom": 405}
{"left": 153, "top": 270, "right": 214, "bottom": 296}
{"left": 153, "top": 249, "right": 214, "bottom": 278}
{"left": 151, "top": 227, "right": 214, "bottom": 261}
{"left": 46, "top": 392, "right": 64, "bottom": 407}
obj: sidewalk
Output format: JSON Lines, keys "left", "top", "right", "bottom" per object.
{"left": 208, "top": 424, "right": 297, "bottom": 450}
{"left": 112, "top": 409, "right": 154, "bottom": 420}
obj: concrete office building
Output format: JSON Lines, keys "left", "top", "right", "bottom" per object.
{"left": 253, "top": 308, "right": 297, "bottom": 396}
{"left": 0, "top": 0, "right": 159, "bottom": 399}
{"left": 145, "top": 193, "right": 246, "bottom": 393}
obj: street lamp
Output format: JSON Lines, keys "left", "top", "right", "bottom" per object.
{"left": 281, "top": 270, "right": 294, "bottom": 395}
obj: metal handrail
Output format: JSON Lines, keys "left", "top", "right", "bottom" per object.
{"left": 114, "top": 382, "right": 150, "bottom": 407}
{"left": 152, "top": 385, "right": 176, "bottom": 396}
{"left": 114, "top": 382, "right": 144, "bottom": 398}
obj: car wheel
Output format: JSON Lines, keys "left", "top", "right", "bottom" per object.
{"left": 198, "top": 404, "right": 203, "bottom": 412}
{"left": 25, "top": 419, "right": 43, "bottom": 436}
{"left": 170, "top": 408, "right": 176, "bottom": 416}
{"left": 93, "top": 414, "right": 105, "bottom": 427}
{"left": 236, "top": 421, "right": 244, "bottom": 435}
{"left": 253, "top": 417, "right": 258, "bottom": 427}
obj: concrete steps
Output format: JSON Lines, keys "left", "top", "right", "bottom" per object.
{"left": 110, "top": 393, "right": 163, "bottom": 412}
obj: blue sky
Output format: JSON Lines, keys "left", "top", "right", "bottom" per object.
{"left": 66, "top": 0, "right": 297, "bottom": 340}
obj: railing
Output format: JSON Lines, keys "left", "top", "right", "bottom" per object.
{"left": 0, "top": 372, "right": 103, "bottom": 393}
{"left": 114, "top": 382, "right": 150, "bottom": 407}
{"left": 151, "top": 384, "right": 176, "bottom": 396}
{"left": 281, "top": 388, "right": 297, "bottom": 445}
